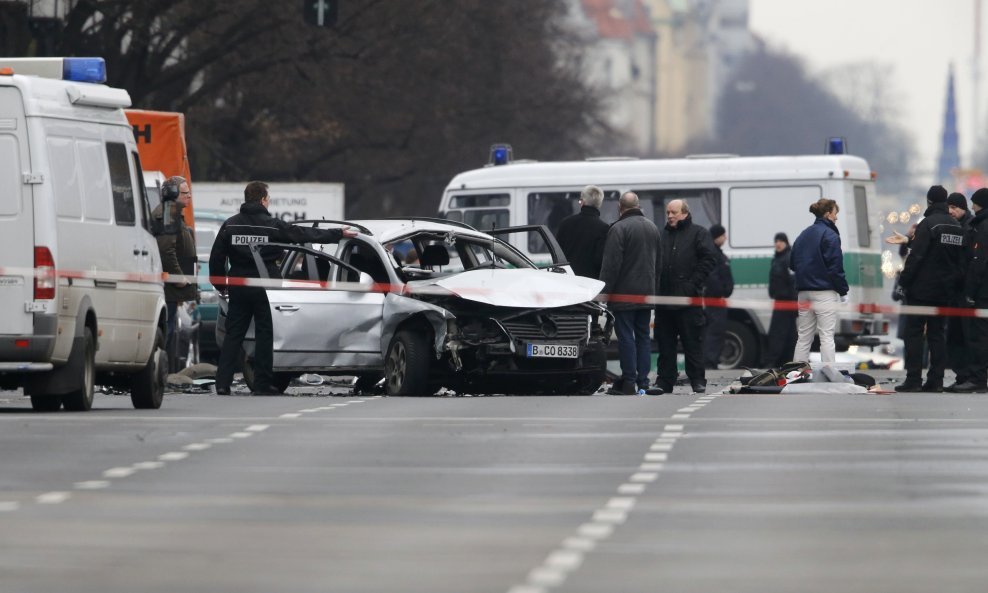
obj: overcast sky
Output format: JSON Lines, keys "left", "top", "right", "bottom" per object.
{"left": 749, "top": 0, "right": 981, "bottom": 180}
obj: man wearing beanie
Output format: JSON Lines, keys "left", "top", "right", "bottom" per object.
{"left": 702, "top": 224, "right": 734, "bottom": 369}
{"left": 953, "top": 188, "right": 988, "bottom": 392}
{"left": 947, "top": 192, "right": 974, "bottom": 229}
{"left": 896, "top": 185, "right": 966, "bottom": 392}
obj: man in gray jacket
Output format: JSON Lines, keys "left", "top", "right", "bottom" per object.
{"left": 600, "top": 192, "right": 663, "bottom": 395}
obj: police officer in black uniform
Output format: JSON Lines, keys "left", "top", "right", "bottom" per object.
{"left": 895, "top": 185, "right": 966, "bottom": 392}
{"left": 209, "top": 181, "right": 356, "bottom": 395}
{"left": 953, "top": 188, "right": 988, "bottom": 392}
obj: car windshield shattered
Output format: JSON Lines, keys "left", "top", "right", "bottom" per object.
{"left": 217, "top": 219, "right": 613, "bottom": 396}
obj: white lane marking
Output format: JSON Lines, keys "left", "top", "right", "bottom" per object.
{"left": 640, "top": 462, "right": 665, "bottom": 471}
{"left": 316, "top": 407, "right": 336, "bottom": 411}
{"left": 299, "top": 409, "right": 320, "bottom": 413}
{"left": 665, "top": 424, "right": 684, "bottom": 431}
{"left": 330, "top": 403, "right": 349, "bottom": 407}
{"left": 347, "top": 400, "right": 365, "bottom": 403}
{"left": 671, "top": 414, "right": 691, "bottom": 420}
{"left": 36, "top": 491, "right": 70, "bottom": 504}
{"left": 246, "top": 424, "right": 270, "bottom": 432}
{"left": 528, "top": 567, "right": 566, "bottom": 587}
{"left": 132, "top": 461, "right": 165, "bottom": 470}
{"left": 0, "top": 501, "right": 19, "bottom": 512}
{"left": 659, "top": 432, "right": 681, "bottom": 439}
{"left": 630, "top": 472, "right": 658, "bottom": 483}
{"left": 74, "top": 480, "right": 109, "bottom": 490}
{"left": 618, "top": 483, "right": 646, "bottom": 495}
{"left": 230, "top": 432, "right": 253, "bottom": 438}
{"left": 650, "top": 443, "right": 673, "bottom": 451}
{"left": 592, "top": 509, "right": 627, "bottom": 523}
{"left": 678, "top": 407, "right": 699, "bottom": 413}
{"left": 644, "top": 452, "right": 668, "bottom": 462}
{"left": 562, "top": 537, "right": 596, "bottom": 551}
{"left": 207, "top": 438, "right": 234, "bottom": 444}
{"left": 577, "top": 522, "right": 614, "bottom": 539}
{"left": 158, "top": 452, "right": 189, "bottom": 461}
{"left": 182, "top": 443, "right": 212, "bottom": 451}
{"left": 507, "top": 587, "right": 546, "bottom": 593}
{"left": 545, "top": 550, "right": 583, "bottom": 570}
{"left": 279, "top": 413, "right": 302, "bottom": 419}
{"left": 606, "top": 497, "right": 636, "bottom": 511}
{"left": 102, "top": 467, "right": 135, "bottom": 478}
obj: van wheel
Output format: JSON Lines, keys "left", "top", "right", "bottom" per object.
{"left": 131, "top": 328, "right": 166, "bottom": 409}
{"left": 722, "top": 320, "right": 759, "bottom": 369}
{"left": 61, "top": 327, "right": 96, "bottom": 411}
{"left": 385, "top": 331, "right": 430, "bottom": 396}
{"left": 30, "top": 395, "right": 62, "bottom": 412}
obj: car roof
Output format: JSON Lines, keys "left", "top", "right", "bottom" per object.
{"left": 349, "top": 219, "right": 495, "bottom": 243}
{"left": 193, "top": 208, "right": 232, "bottom": 224}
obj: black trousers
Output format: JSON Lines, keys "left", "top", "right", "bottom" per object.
{"left": 902, "top": 297, "right": 947, "bottom": 384}
{"left": 966, "top": 301, "right": 988, "bottom": 386}
{"left": 216, "top": 286, "right": 274, "bottom": 392}
{"left": 946, "top": 306, "right": 972, "bottom": 383}
{"left": 703, "top": 307, "right": 728, "bottom": 369}
{"left": 765, "top": 308, "right": 798, "bottom": 368}
{"left": 655, "top": 306, "right": 705, "bottom": 387}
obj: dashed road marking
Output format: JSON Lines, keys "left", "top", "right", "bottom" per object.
{"left": 158, "top": 452, "right": 189, "bottom": 461}
{"left": 279, "top": 413, "right": 302, "bottom": 419}
{"left": 74, "top": 480, "right": 110, "bottom": 490}
{"left": 644, "top": 452, "right": 668, "bottom": 462}
{"left": 618, "top": 483, "right": 646, "bottom": 495}
{"left": 246, "top": 424, "right": 270, "bottom": 432}
{"left": 133, "top": 461, "right": 165, "bottom": 470}
{"left": 36, "top": 491, "right": 70, "bottom": 504}
{"left": 0, "top": 501, "right": 20, "bottom": 512}
{"left": 102, "top": 467, "right": 135, "bottom": 478}
{"left": 206, "top": 438, "right": 234, "bottom": 445}
{"left": 182, "top": 443, "right": 212, "bottom": 451}
{"left": 230, "top": 432, "right": 253, "bottom": 438}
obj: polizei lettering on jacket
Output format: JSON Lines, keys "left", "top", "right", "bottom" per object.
{"left": 940, "top": 232, "right": 964, "bottom": 246}
{"left": 231, "top": 235, "right": 269, "bottom": 245}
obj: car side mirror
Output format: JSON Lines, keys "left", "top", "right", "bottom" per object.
{"left": 358, "top": 272, "right": 374, "bottom": 286}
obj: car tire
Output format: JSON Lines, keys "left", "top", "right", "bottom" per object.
{"left": 722, "top": 320, "right": 759, "bottom": 369}
{"left": 61, "top": 327, "right": 96, "bottom": 412}
{"left": 385, "top": 330, "right": 430, "bottom": 396}
{"left": 130, "top": 327, "right": 166, "bottom": 410}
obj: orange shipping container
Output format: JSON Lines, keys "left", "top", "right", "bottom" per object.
{"left": 125, "top": 109, "right": 195, "bottom": 227}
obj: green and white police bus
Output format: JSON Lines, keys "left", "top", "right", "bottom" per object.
{"left": 438, "top": 147, "right": 888, "bottom": 368}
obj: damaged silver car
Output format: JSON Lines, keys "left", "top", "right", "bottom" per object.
{"left": 217, "top": 219, "right": 613, "bottom": 395}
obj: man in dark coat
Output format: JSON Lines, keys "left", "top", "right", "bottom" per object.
{"left": 655, "top": 199, "right": 717, "bottom": 393}
{"left": 555, "top": 185, "right": 611, "bottom": 278}
{"left": 764, "top": 232, "right": 798, "bottom": 368}
{"left": 702, "top": 224, "right": 734, "bottom": 369}
{"left": 953, "top": 188, "right": 988, "bottom": 392}
{"left": 209, "top": 181, "right": 357, "bottom": 395}
{"left": 600, "top": 192, "right": 662, "bottom": 395}
{"left": 896, "top": 185, "right": 965, "bottom": 392}
{"left": 946, "top": 192, "right": 975, "bottom": 391}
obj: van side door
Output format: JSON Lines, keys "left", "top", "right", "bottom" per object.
{"left": 0, "top": 86, "right": 35, "bottom": 339}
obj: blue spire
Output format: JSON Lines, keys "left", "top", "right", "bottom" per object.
{"left": 937, "top": 64, "right": 960, "bottom": 184}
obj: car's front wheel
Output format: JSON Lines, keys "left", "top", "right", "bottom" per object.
{"left": 385, "top": 330, "right": 430, "bottom": 396}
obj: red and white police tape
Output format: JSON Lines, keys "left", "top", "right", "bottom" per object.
{"left": 3, "top": 264, "right": 986, "bottom": 318}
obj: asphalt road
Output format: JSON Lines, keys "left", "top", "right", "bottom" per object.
{"left": 2, "top": 372, "right": 988, "bottom": 593}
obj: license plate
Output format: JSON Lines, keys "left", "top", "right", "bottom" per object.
{"left": 526, "top": 343, "right": 578, "bottom": 358}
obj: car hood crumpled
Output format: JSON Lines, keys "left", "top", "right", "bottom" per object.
{"left": 424, "top": 269, "right": 604, "bottom": 308}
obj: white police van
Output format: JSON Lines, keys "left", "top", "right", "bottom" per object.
{"left": 439, "top": 144, "right": 888, "bottom": 367}
{"left": 0, "top": 58, "right": 167, "bottom": 411}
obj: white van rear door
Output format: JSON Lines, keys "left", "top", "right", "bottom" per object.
{"left": 0, "top": 87, "right": 34, "bottom": 336}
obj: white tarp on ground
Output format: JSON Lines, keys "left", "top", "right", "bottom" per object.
{"left": 781, "top": 383, "right": 869, "bottom": 394}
